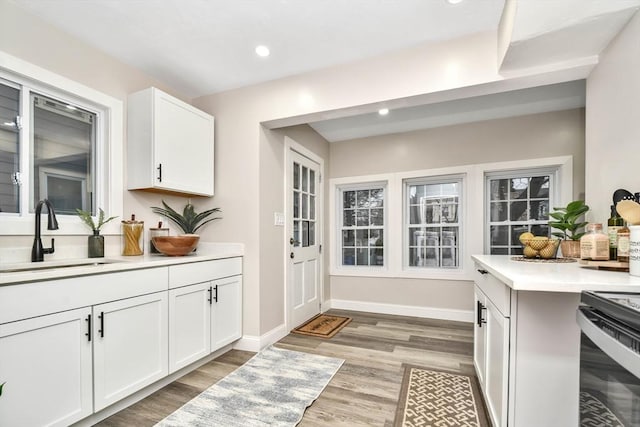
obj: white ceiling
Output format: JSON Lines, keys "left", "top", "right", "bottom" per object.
{"left": 11, "top": 0, "right": 505, "bottom": 98}
{"left": 310, "top": 80, "right": 586, "bottom": 142}
{"left": 10, "top": 0, "right": 640, "bottom": 141}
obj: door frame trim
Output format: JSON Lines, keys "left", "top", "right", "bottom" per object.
{"left": 284, "top": 137, "right": 325, "bottom": 331}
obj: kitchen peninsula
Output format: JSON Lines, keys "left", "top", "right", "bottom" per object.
{"left": 472, "top": 254, "right": 640, "bottom": 427}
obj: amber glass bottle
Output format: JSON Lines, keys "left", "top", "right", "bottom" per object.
{"left": 608, "top": 205, "right": 624, "bottom": 260}
{"left": 618, "top": 223, "right": 630, "bottom": 263}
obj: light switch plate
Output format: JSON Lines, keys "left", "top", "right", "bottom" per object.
{"left": 274, "top": 212, "right": 285, "bottom": 227}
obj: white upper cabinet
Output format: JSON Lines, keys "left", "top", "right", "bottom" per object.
{"left": 127, "top": 87, "right": 215, "bottom": 196}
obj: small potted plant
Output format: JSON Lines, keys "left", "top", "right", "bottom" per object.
{"left": 548, "top": 200, "right": 590, "bottom": 258}
{"left": 150, "top": 201, "right": 221, "bottom": 255}
{"left": 76, "top": 208, "right": 118, "bottom": 258}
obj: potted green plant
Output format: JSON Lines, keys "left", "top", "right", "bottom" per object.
{"left": 151, "top": 200, "right": 221, "bottom": 235}
{"left": 76, "top": 208, "right": 118, "bottom": 258}
{"left": 548, "top": 200, "right": 590, "bottom": 258}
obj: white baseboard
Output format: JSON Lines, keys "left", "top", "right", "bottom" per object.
{"left": 234, "top": 323, "right": 289, "bottom": 352}
{"left": 328, "top": 299, "right": 473, "bottom": 323}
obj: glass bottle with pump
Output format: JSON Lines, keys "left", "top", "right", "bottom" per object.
{"left": 608, "top": 205, "right": 624, "bottom": 260}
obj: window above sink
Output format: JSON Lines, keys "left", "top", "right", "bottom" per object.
{"left": 0, "top": 51, "right": 123, "bottom": 235}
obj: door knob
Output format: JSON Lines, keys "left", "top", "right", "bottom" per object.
{"left": 290, "top": 252, "right": 295, "bottom": 259}
{"left": 290, "top": 237, "right": 300, "bottom": 245}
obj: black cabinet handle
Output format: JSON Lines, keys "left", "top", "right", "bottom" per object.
{"left": 214, "top": 285, "right": 218, "bottom": 303}
{"left": 477, "top": 269, "right": 489, "bottom": 275}
{"left": 208, "top": 286, "right": 213, "bottom": 305}
{"left": 98, "top": 311, "right": 104, "bottom": 338}
{"left": 157, "top": 163, "right": 162, "bottom": 182}
{"left": 85, "top": 314, "right": 92, "bottom": 342}
{"left": 476, "top": 301, "right": 487, "bottom": 327}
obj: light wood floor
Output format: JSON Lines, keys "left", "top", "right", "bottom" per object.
{"left": 97, "top": 309, "right": 475, "bottom": 426}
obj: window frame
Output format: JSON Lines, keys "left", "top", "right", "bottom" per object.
{"left": 403, "top": 174, "right": 464, "bottom": 271}
{"left": 484, "top": 167, "right": 559, "bottom": 255}
{"left": 0, "top": 51, "right": 123, "bottom": 236}
{"left": 335, "top": 180, "right": 388, "bottom": 270}
{"left": 329, "top": 157, "right": 572, "bottom": 281}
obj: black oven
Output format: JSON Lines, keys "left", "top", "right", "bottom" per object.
{"left": 577, "top": 292, "right": 640, "bottom": 426}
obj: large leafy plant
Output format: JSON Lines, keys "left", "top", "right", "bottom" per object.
{"left": 151, "top": 200, "right": 221, "bottom": 234}
{"left": 549, "top": 200, "right": 590, "bottom": 241}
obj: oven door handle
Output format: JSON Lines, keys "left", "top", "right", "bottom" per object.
{"left": 577, "top": 308, "right": 640, "bottom": 379}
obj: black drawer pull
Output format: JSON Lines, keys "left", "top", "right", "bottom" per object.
{"left": 208, "top": 286, "right": 213, "bottom": 305}
{"left": 477, "top": 269, "right": 489, "bottom": 275}
{"left": 476, "top": 300, "right": 487, "bottom": 327}
{"left": 214, "top": 285, "right": 218, "bottom": 302}
{"left": 98, "top": 311, "right": 105, "bottom": 338}
{"left": 85, "top": 314, "right": 92, "bottom": 341}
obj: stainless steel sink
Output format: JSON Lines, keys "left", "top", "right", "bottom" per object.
{"left": 0, "top": 259, "right": 123, "bottom": 273}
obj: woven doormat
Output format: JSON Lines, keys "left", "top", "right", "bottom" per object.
{"left": 394, "top": 366, "right": 490, "bottom": 427}
{"left": 292, "top": 314, "right": 352, "bottom": 338}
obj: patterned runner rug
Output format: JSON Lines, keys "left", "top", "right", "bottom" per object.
{"left": 292, "top": 314, "right": 352, "bottom": 338}
{"left": 156, "top": 346, "right": 344, "bottom": 426}
{"left": 394, "top": 366, "right": 490, "bottom": 427}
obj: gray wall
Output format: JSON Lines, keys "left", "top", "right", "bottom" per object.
{"left": 329, "top": 109, "right": 586, "bottom": 312}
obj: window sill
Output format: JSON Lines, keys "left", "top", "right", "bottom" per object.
{"left": 330, "top": 267, "right": 473, "bottom": 281}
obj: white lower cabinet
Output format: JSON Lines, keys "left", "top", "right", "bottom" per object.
{"left": 211, "top": 275, "right": 243, "bottom": 349}
{"left": 0, "top": 257, "right": 243, "bottom": 426}
{"left": 168, "top": 274, "right": 242, "bottom": 373}
{"left": 0, "top": 307, "right": 93, "bottom": 427}
{"left": 484, "top": 297, "right": 510, "bottom": 426}
{"left": 93, "top": 291, "right": 168, "bottom": 411}
{"left": 474, "top": 278, "right": 510, "bottom": 427}
{"left": 168, "top": 282, "right": 212, "bottom": 372}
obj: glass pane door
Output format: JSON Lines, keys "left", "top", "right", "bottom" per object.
{"left": 292, "top": 162, "right": 316, "bottom": 247}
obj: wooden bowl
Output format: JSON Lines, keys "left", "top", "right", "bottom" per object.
{"left": 152, "top": 235, "right": 199, "bottom": 256}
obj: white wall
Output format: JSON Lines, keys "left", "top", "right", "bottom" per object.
{"left": 586, "top": 11, "right": 640, "bottom": 223}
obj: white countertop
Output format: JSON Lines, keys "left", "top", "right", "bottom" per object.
{"left": 0, "top": 242, "right": 243, "bottom": 286}
{"left": 472, "top": 254, "right": 640, "bottom": 293}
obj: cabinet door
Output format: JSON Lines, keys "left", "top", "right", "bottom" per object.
{"left": 211, "top": 275, "right": 242, "bottom": 351}
{"left": 168, "top": 282, "right": 212, "bottom": 373}
{"left": 154, "top": 90, "right": 214, "bottom": 196}
{"left": 485, "top": 298, "right": 510, "bottom": 427}
{"left": 93, "top": 292, "right": 168, "bottom": 411}
{"left": 473, "top": 286, "right": 487, "bottom": 388}
{"left": 0, "top": 307, "right": 92, "bottom": 427}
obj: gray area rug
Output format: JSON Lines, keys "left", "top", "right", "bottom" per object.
{"left": 156, "top": 345, "right": 344, "bottom": 426}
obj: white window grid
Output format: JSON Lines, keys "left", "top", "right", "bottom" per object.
{"left": 485, "top": 168, "right": 557, "bottom": 255}
{"left": 338, "top": 184, "right": 385, "bottom": 267}
{"left": 404, "top": 175, "right": 462, "bottom": 269}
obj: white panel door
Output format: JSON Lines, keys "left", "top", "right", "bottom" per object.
{"left": 0, "top": 307, "right": 93, "bottom": 427}
{"left": 169, "top": 282, "right": 212, "bottom": 373}
{"left": 288, "top": 149, "right": 322, "bottom": 328}
{"left": 211, "top": 275, "right": 242, "bottom": 350}
{"left": 93, "top": 292, "right": 168, "bottom": 411}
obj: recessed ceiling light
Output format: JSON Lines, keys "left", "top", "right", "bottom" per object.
{"left": 446, "top": 0, "right": 463, "bottom": 4}
{"left": 66, "top": 105, "right": 77, "bottom": 110}
{"left": 378, "top": 108, "right": 389, "bottom": 116}
{"left": 255, "top": 45, "right": 270, "bottom": 57}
